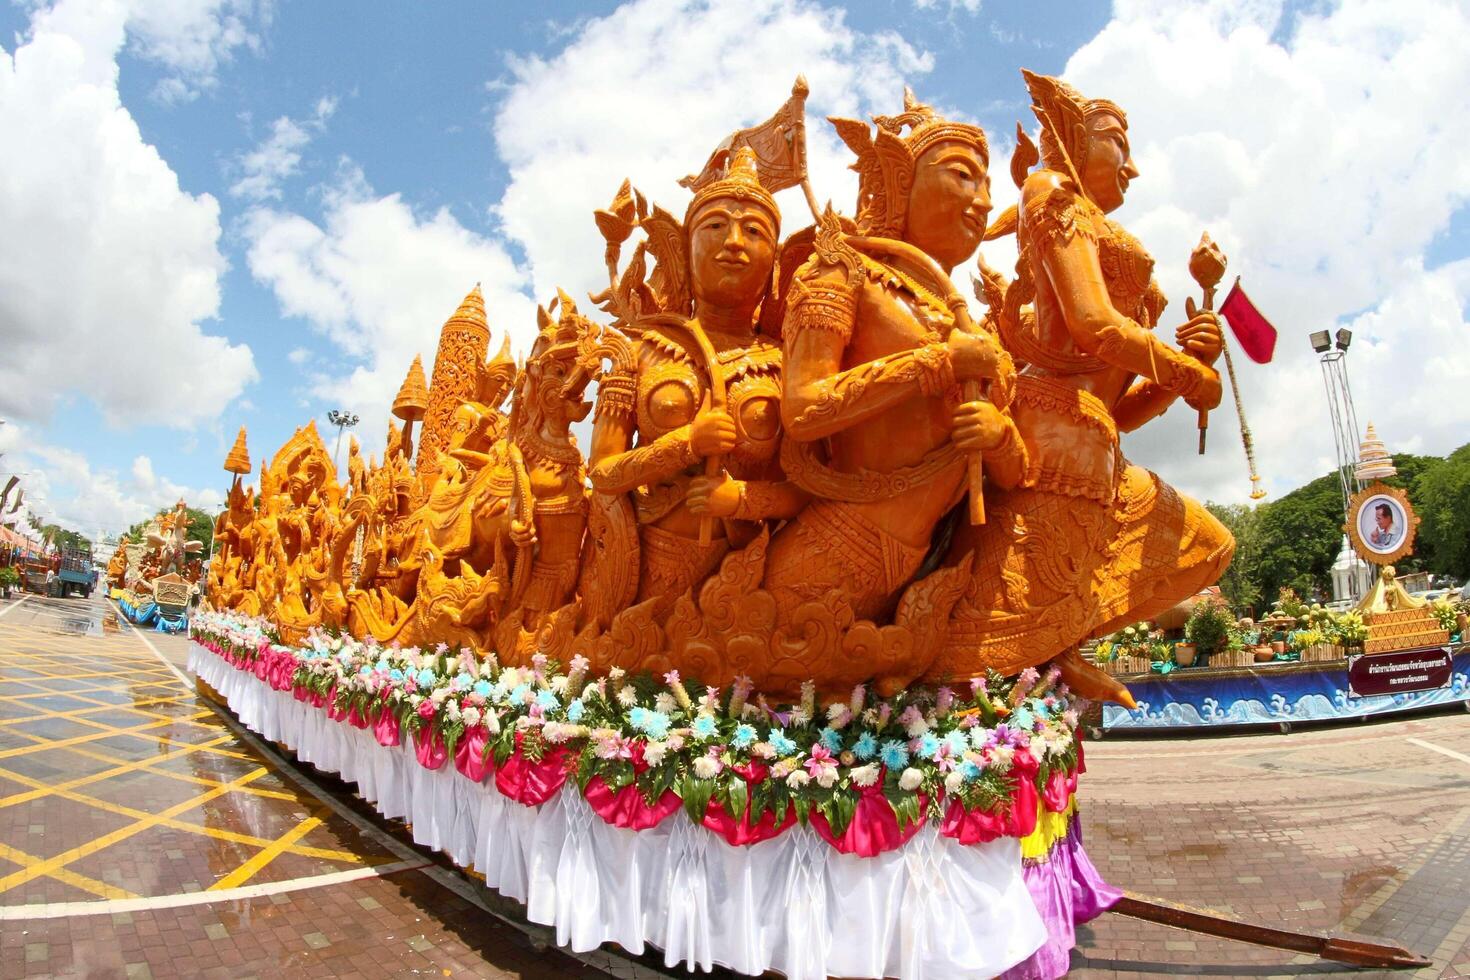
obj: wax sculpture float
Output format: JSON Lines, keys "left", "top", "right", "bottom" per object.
{"left": 111, "top": 500, "right": 205, "bottom": 633}
{"left": 192, "top": 72, "right": 1238, "bottom": 978}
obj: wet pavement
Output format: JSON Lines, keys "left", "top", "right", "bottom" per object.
{"left": 0, "top": 589, "right": 1468, "bottom": 978}
{"left": 0, "top": 591, "right": 643, "bottom": 980}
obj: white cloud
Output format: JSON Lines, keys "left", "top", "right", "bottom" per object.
{"left": 230, "top": 95, "right": 335, "bottom": 201}
{"left": 492, "top": 0, "right": 935, "bottom": 303}
{"left": 913, "top": 0, "right": 983, "bottom": 13}
{"left": 242, "top": 0, "right": 937, "bottom": 438}
{"left": 286, "top": 347, "right": 310, "bottom": 365}
{"left": 0, "top": 0, "right": 257, "bottom": 429}
{"left": 1050, "top": 0, "right": 1470, "bottom": 504}
{"left": 0, "top": 424, "right": 221, "bottom": 538}
{"left": 123, "top": 0, "right": 271, "bottom": 103}
{"left": 242, "top": 165, "right": 534, "bottom": 425}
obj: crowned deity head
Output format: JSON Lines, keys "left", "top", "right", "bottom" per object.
{"left": 683, "top": 146, "right": 781, "bottom": 326}
{"left": 1022, "top": 69, "right": 1137, "bottom": 214}
{"left": 832, "top": 90, "right": 991, "bottom": 271}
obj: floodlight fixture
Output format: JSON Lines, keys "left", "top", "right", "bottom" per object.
{"left": 1309, "top": 330, "right": 1332, "bottom": 353}
{"left": 1335, "top": 328, "right": 1353, "bottom": 351}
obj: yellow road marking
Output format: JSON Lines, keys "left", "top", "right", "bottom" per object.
{"left": 0, "top": 763, "right": 362, "bottom": 863}
{"left": 0, "top": 842, "right": 139, "bottom": 901}
{"left": 209, "top": 810, "right": 327, "bottom": 891}
{"left": 0, "top": 766, "right": 268, "bottom": 898}
{"left": 0, "top": 735, "right": 239, "bottom": 808}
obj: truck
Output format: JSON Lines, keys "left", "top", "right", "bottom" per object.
{"left": 56, "top": 547, "right": 97, "bottom": 598}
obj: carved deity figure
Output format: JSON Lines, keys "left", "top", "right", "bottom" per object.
{"left": 147, "top": 500, "right": 204, "bottom": 578}
{"left": 588, "top": 148, "right": 805, "bottom": 607}
{"left": 347, "top": 437, "right": 367, "bottom": 496}
{"left": 937, "top": 71, "right": 1234, "bottom": 700}
{"left": 762, "top": 93, "right": 1025, "bottom": 636}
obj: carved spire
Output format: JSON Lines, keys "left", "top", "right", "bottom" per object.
{"left": 1355, "top": 423, "right": 1397, "bottom": 481}
{"left": 392, "top": 354, "right": 428, "bottom": 422}
{"left": 223, "top": 427, "right": 252, "bottom": 474}
{"left": 417, "top": 284, "right": 491, "bottom": 489}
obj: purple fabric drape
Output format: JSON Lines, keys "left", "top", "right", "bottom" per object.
{"left": 1000, "top": 815, "right": 1122, "bottom": 980}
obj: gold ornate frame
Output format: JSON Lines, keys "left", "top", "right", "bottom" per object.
{"left": 1345, "top": 481, "right": 1419, "bottom": 566}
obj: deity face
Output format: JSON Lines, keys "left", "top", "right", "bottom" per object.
{"left": 1078, "top": 110, "right": 1137, "bottom": 214}
{"left": 687, "top": 198, "right": 778, "bottom": 314}
{"left": 905, "top": 140, "right": 991, "bottom": 271}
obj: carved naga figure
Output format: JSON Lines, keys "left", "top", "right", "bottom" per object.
{"left": 754, "top": 91, "right": 1026, "bottom": 692}
{"left": 937, "top": 71, "right": 1234, "bottom": 703}
{"left": 586, "top": 147, "right": 805, "bottom": 609}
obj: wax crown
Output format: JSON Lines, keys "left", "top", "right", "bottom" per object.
{"left": 684, "top": 146, "right": 780, "bottom": 230}
{"left": 1020, "top": 69, "right": 1126, "bottom": 183}
{"left": 876, "top": 88, "right": 989, "bottom": 165}
{"left": 831, "top": 88, "right": 989, "bottom": 238}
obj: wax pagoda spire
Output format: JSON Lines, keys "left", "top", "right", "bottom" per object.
{"left": 392, "top": 354, "right": 429, "bottom": 461}
{"left": 417, "top": 285, "right": 489, "bottom": 489}
{"left": 223, "top": 427, "right": 251, "bottom": 475}
{"left": 1354, "top": 423, "right": 1396, "bottom": 481}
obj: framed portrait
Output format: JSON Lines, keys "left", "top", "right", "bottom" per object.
{"left": 1345, "top": 483, "right": 1418, "bottom": 566}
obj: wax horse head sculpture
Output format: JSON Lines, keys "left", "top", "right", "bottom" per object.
{"left": 935, "top": 70, "right": 1235, "bottom": 704}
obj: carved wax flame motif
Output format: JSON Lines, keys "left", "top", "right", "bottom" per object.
{"left": 208, "top": 74, "right": 1237, "bottom": 707}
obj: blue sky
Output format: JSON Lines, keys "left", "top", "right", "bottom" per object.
{"left": 1, "top": 0, "right": 1467, "bottom": 541}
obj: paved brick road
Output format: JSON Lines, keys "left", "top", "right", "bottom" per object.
{"left": 2, "top": 589, "right": 1467, "bottom": 978}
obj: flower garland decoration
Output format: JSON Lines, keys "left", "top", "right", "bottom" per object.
{"left": 190, "top": 610, "right": 1086, "bottom": 847}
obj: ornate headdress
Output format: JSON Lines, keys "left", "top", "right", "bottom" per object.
{"left": 830, "top": 88, "right": 989, "bottom": 238}
{"left": 682, "top": 145, "right": 781, "bottom": 231}
{"left": 1020, "top": 69, "right": 1126, "bottom": 188}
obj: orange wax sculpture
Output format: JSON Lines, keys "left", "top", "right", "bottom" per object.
{"left": 206, "top": 73, "right": 1236, "bottom": 707}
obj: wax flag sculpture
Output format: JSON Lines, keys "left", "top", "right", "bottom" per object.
{"left": 1219, "top": 278, "right": 1279, "bottom": 364}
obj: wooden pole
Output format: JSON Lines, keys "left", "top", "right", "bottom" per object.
{"left": 1111, "top": 893, "right": 1430, "bottom": 969}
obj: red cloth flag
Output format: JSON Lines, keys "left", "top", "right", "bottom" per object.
{"left": 1218, "top": 278, "right": 1278, "bottom": 364}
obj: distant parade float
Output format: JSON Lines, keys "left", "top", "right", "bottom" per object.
{"left": 109, "top": 500, "right": 204, "bottom": 633}
{"left": 1103, "top": 425, "right": 1467, "bottom": 733}
{"left": 187, "top": 72, "right": 1421, "bottom": 977}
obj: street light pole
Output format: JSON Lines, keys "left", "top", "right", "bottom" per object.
{"left": 326, "top": 410, "right": 360, "bottom": 481}
{"left": 1310, "top": 328, "right": 1369, "bottom": 600}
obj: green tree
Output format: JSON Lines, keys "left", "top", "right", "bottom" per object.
{"left": 1229, "top": 451, "right": 1455, "bottom": 602}
{"left": 1415, "top": 443, "right": 1470, "bottom": 580}
{"left": 1205, "top": 501, "right": 1263, "bottom": 615}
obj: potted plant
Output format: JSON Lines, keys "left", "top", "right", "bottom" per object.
{"left": 1275, "top": 587, "right": 1308, "bottom": 624}
{"left": 1289, "top": 627, "right": 1325, "bottom": 661}
{"left": 0, "top": 566, "right": 18, "bottom": 598}
{"left": 1430, "top": 599, "right": 1458, "bottom": 637}
{"left": 1335, "top": 611, "right": 1368, "bottom": 656}
{"left": 1108, "top": 622, "right": 1153, "bottom": 674}
{"left": 1185, "top": 598, "right": 1233, "bottom": 665}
